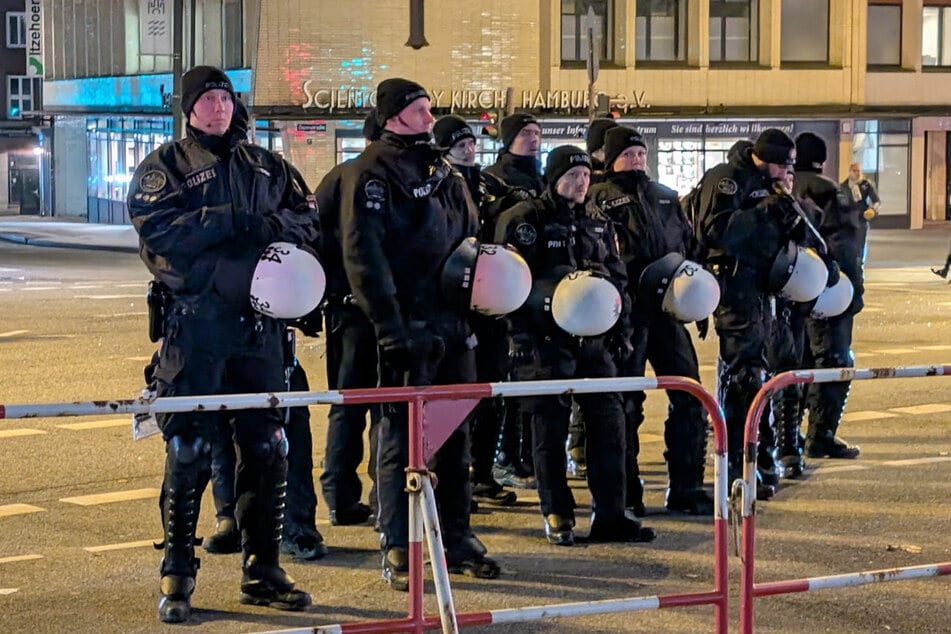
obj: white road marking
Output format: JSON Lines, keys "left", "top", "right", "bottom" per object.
{"left": 918, "top": 345, "right": 951, "bottom": 351}
{"left": 19, "top": 287, "right": 59, "bottom": 292}
{"left": 813, "top": 464, "right": 869, "bottom": 474}
{"left": 0, "top": 429, "right": 47, "bottom": 439}
{"left": 124, "top": 355, "right": 154, "bottom": 362}
{"left": 880, "top": 456, "right": 951, "bottom": 467}
{"left": 97, "top": 312, "right": 147, "bottom": 319}
{"left": 0, "top": 588, "right": 19, "bottom": 595}
{"left": 60, "top": 488, "right": 161, "bottom": 506}
{"left": 0, "top": 504, "right": 46, "bottom": 518}
{"left": 84, "top": 540, "right": 156, "bottom": 553}
{"left": 0, "top": 554, "right": 43, "bottom": 565}
{"left": 74, "top": 294, "right": 141, "bottom": 300}
{"left": 0, "top": 330, "right": 29, "bottom": 338}
{"left": 114, "top": 283, "right": 147, "bottom": 288}
{"left": 56, "top": 419, "right": 128, "bottom": 431}
{"left": 69, "top": 284, "right": 102, "bottom": 289}
{"left": 887, "top": 403, "right": 951, "bottom": 415}
{"left": 841, "top": 410, "right": 899, "bottom": 422}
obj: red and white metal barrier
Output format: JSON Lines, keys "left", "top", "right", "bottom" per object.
{"left": 1, "top": 376, "right": 729, "bottom": 634}
{"left": 738, "top": 364, "right": 951, "bottom": 634}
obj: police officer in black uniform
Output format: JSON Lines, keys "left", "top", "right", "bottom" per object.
{"left": 312, "top": 114, "right": 381, "bottom": 528}
{"left": 433, "top": 114, "right": 521, "bottom": 508}
{"left": 693, "top": 128, "right": 809, "bottom": 498}
{"left": 586, "top": 115, "right": 619, "bottom": 177}
{"left": 794, "top": 133, "right": 863, "bottom": 460}
{"left": 590, "top": 127, "right": 714, "bottom": 515}
{"left": 127, "top": 65, "right": 314, "bottom": 622}
{"left": 496, "top": 145, "right": 656, "bottom": 546}
{"left": 483, "top": 113, "right": 546, "bottom": 489}
{"left": 339, "top": 78, "right": 500, "bottom": 591}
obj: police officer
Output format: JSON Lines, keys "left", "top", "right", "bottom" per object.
{"left": 339, "top": 78, "right": 500, "bottom": 591}
{"left": 590, "top": 127, "right": 714, "bottom": 515}
{"left": 496, "top": 145, "right": 656, "bottom": 546}
{"left": 312, "top": 114, "right": 381, "bottom": 528}
{"left": 484, "top": 113, "right": 546, "bottom": 489}
{"left": 586, "top": 115, "right": 619, "bottom": 177}
{"left": 127, "top": 65, "right": 314, "bottom": 622}
{"left": 794, "top": 133, "right": 863, "bottom": 460}
{"left": 693, "top": 128, "right": 812, "bottom": 499}
{"left": 433, "top": 114, "right": 519, "bottom": 508}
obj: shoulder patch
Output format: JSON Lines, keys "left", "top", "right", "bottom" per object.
{"left": 716, "top": 178, "right": 738, "bottom": 196}
{"left": 139, "top": 170, "right": 167, "bottom": 194}
{"left": 364, "top": 179, "right": 387, "bottom": 202}
{"left": 515, "top": 223, "right": 537, "bottom": 246}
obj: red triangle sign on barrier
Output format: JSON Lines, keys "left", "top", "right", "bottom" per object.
{"left": 422, "top": 398, "right": 481, "bottom": 463}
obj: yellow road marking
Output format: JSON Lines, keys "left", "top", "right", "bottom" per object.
{"left": 60, "top": 488, "right": 160, "bottom": 506}
{"left": 56, "top": 419, "right": 128, "bottom": 431}
{"left": 0, "top": 429, "right": 47, "bottom": 438}
{"left": 0, "top": 504, "right": 46, "bottom": 518}
{"left": 84, "top": 540, "right": 156, "bottom": 553}
{"left": 0, "top": 554, "right": 43, "bottom": 565}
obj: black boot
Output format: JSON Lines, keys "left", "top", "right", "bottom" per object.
{"left": 157, "top": 435, "right": 209, "bottom": 624}
{"left": 203, "top": 517, "right": 240, "bottom": 554}
{"left": 806, "top": 431, "right": 861, "bottom": 459}
{"left": 775, "top": 387, "right": 806, "bottom": 479}
{"left": 240, "top": 555, "right": 312, "bottom": 610}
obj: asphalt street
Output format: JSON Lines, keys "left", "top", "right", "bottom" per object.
{"left": 0, "top": 225, "right": 949, "bottom": 633}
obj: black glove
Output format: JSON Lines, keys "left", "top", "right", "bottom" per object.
{"left": 695, "top": 317, "right": 709, "bottom": 340}
{"left": 291, "top": 304, "right": 323, "bottom": 337}
{"left": 379, "top": 341, "right": 412, "bottom": 388}
{"left": 824, "top": 258, "right": 841, "bottom": 287}
{"left": 234, "top": 212, "right": 277, "bottom": 246}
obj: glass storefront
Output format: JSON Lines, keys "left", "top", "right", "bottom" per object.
{"left": 87, "top": 116, "right": 172, "bottom": 224}
{"left": 850, "top": 119, "right": 910, "bottom": 221}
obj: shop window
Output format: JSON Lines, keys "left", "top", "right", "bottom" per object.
{"left": 561, "top": 0, "right": 614, "bottom": 65}
{"left": 222, "top": 0, "right": 244, "bottom": 69}
{"left": 922, "top": 4, "right": 951, "bottom": 67}
{"left": 851, "top": 119, "right": 909, "bottom": 218}
{"left": 709, "top": 0, "right": 758, "bottom": 64}
{"left": 6, "top": 11, "right": 25, "bottom": 48}
{"left": 780, "top": 0, "right": 829, "bottom": 64}
{"left": 7, "top": 76, "right": 41, "bottom": 119}
{"left": 868, "top": 2, "right": 902, "bottom": 67}
{"left": 636, "top": 0, "right": 687, "bottom": 63}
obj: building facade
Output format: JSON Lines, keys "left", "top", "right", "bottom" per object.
{"left": 36, "top": 0, "right": 951, "bottom": 228}
{"left": 2, "top": 0, "right": 45, "bottom": 214}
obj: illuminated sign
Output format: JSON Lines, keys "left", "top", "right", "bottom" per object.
{"left": 300, "top": 81, "right": 650, "bottom": 113}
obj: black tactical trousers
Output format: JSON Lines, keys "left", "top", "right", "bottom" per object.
{"left": 320, "top": 304, "right": 380, "bottom": 514}
{"left": 469, "top": 314, "right": 511, "bottom": 484}
{"left": 805, "top": 312, "right": 855, "bottom": 439}
{"left": 766, "top": 300, "right": 808, "bottom": 458}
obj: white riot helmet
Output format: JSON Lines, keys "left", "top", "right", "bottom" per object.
{"left": 551, "top": 270, "right": 623, "bottom": 337}
{"left": 811, "top": 272, "right": 854, "bottom": 319}
{"left": 249, "top": 242, "right": 326, "bottom": 319}
{"left": 768, "top": 243, "right": 828, "bottom": 303}
{"left": 441, "top": 237, "right": 532, "bottom": 316}
{"left": 638, "top": 252, "right": 721, "bottom": 322}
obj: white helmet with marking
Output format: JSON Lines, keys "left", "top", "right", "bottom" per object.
{"left": 638, "top": 252, "right": 720, "bottom": 322}
{"left": 551, "top": 270, "right": 623, "bottom": 337}
{"left": 250, "top": 242, "right": 326, "bottom": 319}
{"left": 811, "top": 271, "right": 854, "bottom": 319}
{"left": 441, "top": 237, "right": 533, "bottom": 316}
{"left": 768, "top": 243, "right": 828, "bottom": 303}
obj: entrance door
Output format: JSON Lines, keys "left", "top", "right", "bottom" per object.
{"left": 10, "top": 168, "right": 41, "bottom": 214}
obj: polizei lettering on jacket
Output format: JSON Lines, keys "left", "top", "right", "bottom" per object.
{"left": 184, "top": 167, "right": 217, "bottom": 189}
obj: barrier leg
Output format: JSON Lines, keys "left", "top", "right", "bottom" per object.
{"left": 417, "top": 474, "right": 459, "bottom": 634}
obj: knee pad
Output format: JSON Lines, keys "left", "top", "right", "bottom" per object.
{"left": 243, "top": 426, "right": 289, "bottom": 467}
{"left": 167, "top": 434, "right": 211, "bottom": 467}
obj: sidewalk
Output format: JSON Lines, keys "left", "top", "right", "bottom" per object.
{"left": 0, "top": 215, "right": 138, "bottom": 253}
{"left": 0, "top": 213, "right": 948, "bottom": 267}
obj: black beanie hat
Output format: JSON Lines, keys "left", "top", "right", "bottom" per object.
{"left": 375, "top": 78, "right": 429, "bottom": 125}
{"left": 794, "top": 132, "right": 827, "bottom": 168}
{"left": 181, "top": 65, "right": 235, "bottom": 117}
{"left": 602, "top": 127, "right": 648, "bottom": 171}
{"left": 753, "top": 128, "right": 796, "bottom": 165}
{"left": 586, "top": 117, "right": 619, "bottom": 153}
{"left": 727, "top": 139, "right": 754, "bottom": 163}
{"left": 545, "top": 145, "right": 591, "bottom": 186}
{"left": 433, "top": 115, "right": 475, "bottom": 149}
{"left": 500, "top": 113, "right": 539, "bottom": 150}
